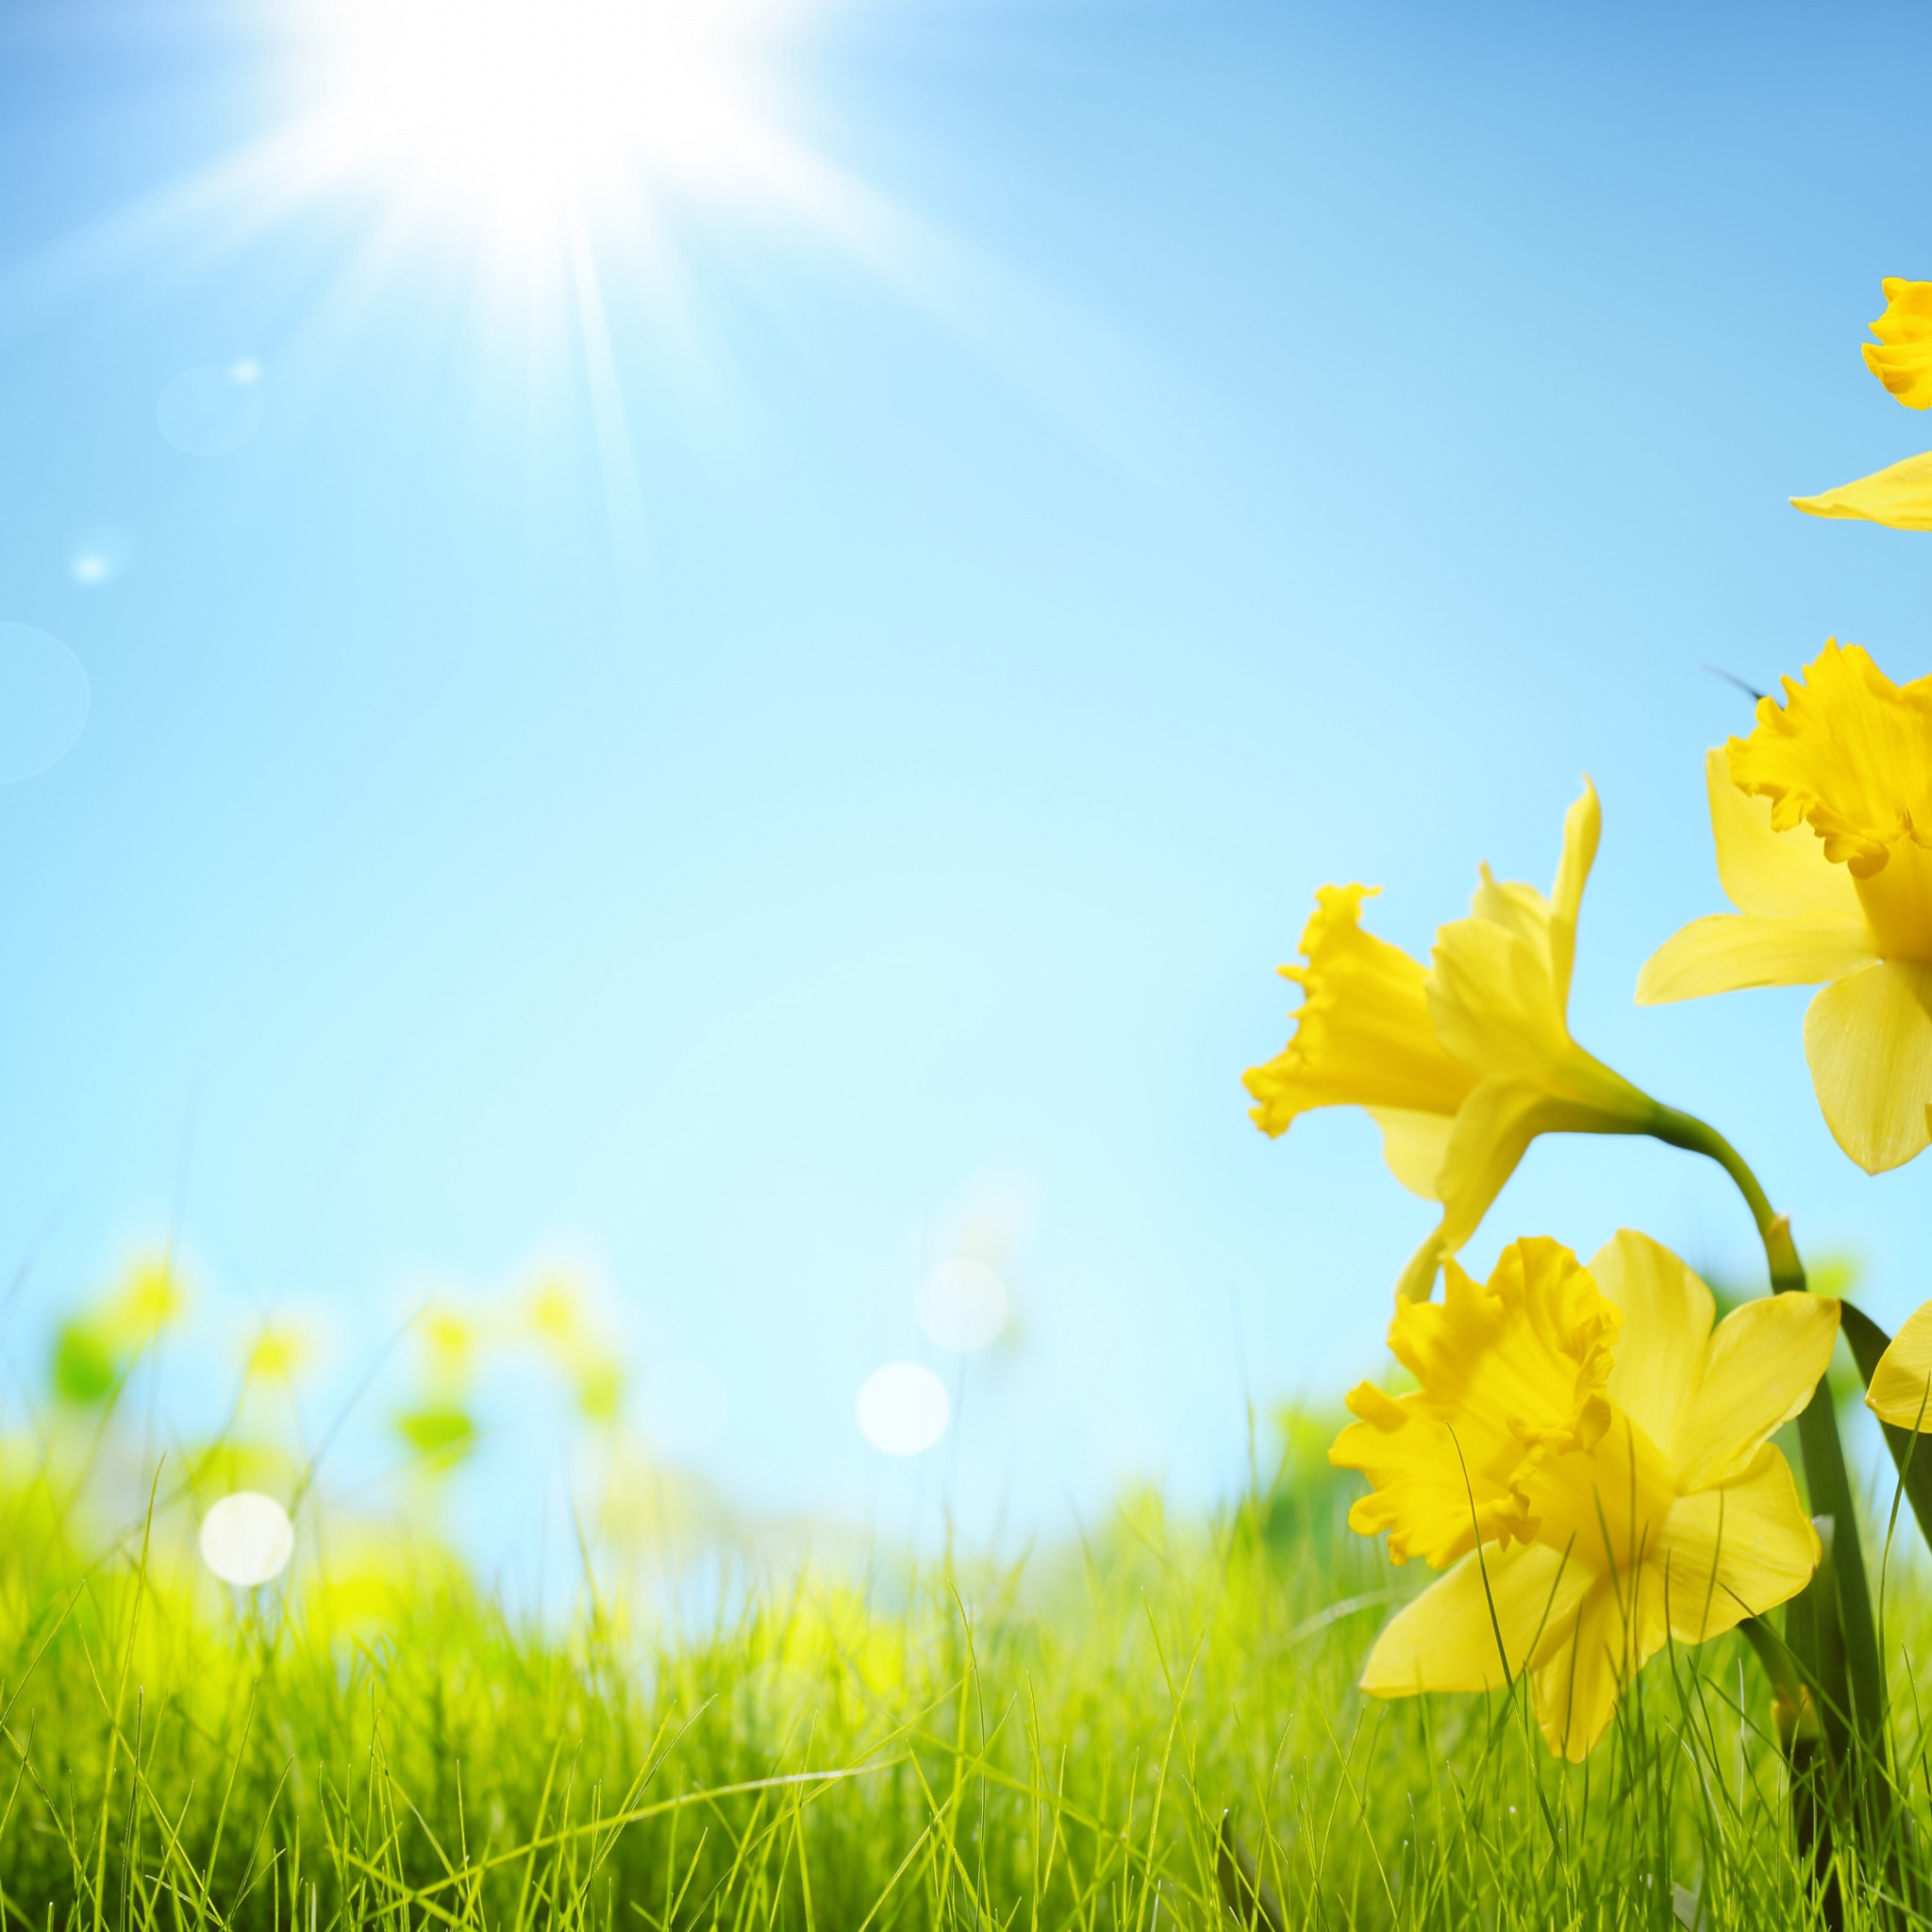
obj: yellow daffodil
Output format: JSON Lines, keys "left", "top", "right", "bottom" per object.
{"left": 1865, "top": 1299, "right": 1932, "bottom": 1428}
{"left": 1333, "top": 1233, "right": 1836, "bottom": 1760}
{"left": 1638, "top": 641, "right": 1932, "bottom": 1174}
{"left": 1793, "top": 278, "right": 1932, "bottom": 531}
{"left": 1245, "top": 784, "right": 1657, "bottom": 1300}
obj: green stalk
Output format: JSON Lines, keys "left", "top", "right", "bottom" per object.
{"left": 1646, "top": 1103, "right": 1887, "bottom": 1777}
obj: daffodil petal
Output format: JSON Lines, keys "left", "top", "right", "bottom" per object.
{"left": 1803, "top": 959, "right": 1932, "bottom": 1173}
{"left": 1672, "top": 1292, "right": 1840, "bottom": 1492}
{"left": 1394, "top": 1230, "right": 1445, "bottom": 1305}
{"left": 1430, "top": 919, "right": 1572, "bottom": 1085}
{"left": 1431, "top": 920, "right": 1649, "bottom": 1124}
{"left": 1792, "top": 451, "right": 1932, "bottom": 532}
{"left": 1436, "top": 783, "right": 1600, "bottom": 1071}
{"left": 1468, "top": 872, "right": 1552, "bottom": 974}
{"left": 1657, "top": 1448, "right": 1820, "bottom": 1644}
{"left": 1703, "top": 746, "right": 1867, "bottom": 921}
{"left": 1359, "top": 1541, "right": 1591, "bottom": 1697}
{"left": 1635, "top": 913, "right": 1875, "bottom": 1004}
{"left": 1427, "top": 1083, "right": 1547, "bottom": 1254}
{"left": 1864, "top": 1298, "right": 1932, "bottom": 1429}
{"left": 1365, "top": 1106, "right": 1453, "bottom": 1199}
{"left": 1547, "top": 779, "right": 1600, "bottom": 1004}
{"left": 1591, "top": 1231, "right": 1712, "bottom": 1462}
{"left": 1531, "top": 1572, "right": 1663, "bottom": 1763}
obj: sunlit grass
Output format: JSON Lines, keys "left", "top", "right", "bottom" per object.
{"left": 7, "top": 1385, "right": 1932, "bottom": 1930}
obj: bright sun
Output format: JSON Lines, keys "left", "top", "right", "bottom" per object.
{"left": 312, "top": 0, "right": 796, "bottom": 235}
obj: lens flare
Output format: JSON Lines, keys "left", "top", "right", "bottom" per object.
{"left": 856, "top": 1362, "right": 950, "bottom": 1457}
{"left": 199, "top": 1492, "right": 295, "bottom": 1588}
{"left": 916, "top": 1258, "right": 1008, "bottom": 1353}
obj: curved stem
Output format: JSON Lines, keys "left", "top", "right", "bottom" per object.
{"left": 1646, "top": 1105, "right": 1797, "bottom": 1284}
{"left": 1643, "top": 1100, "right": 1888, "bottom": 1777}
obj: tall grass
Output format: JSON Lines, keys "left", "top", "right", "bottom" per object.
{"left": 6, "top": 1402, "right": 1931, "bottom": 1930}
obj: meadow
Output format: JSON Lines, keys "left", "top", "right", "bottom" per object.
{"left": 4, "top": 1383, "right": 1925, "bottom": 1932}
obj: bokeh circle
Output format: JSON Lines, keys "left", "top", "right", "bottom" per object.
{"left": 157, "top": 362, "right": 265, "bottom": 456}
{"left": 0, "top": 624, "right": 90, "bottom": 782}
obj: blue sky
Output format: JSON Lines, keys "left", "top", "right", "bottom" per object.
{"left": 1, "top": 0, "right": 1929, "bottom": 1559}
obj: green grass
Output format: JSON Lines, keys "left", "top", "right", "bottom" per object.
{"left": 4, "top": 1406, "right": 1932, "bottom": 1931}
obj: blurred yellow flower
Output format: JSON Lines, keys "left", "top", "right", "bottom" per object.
{"left": 423, "top": 1308, "right": 476, "bottom": 1376}
{"left": 527, "top": 1275, "right": 584, "bottom": 1347}
{"left": 1865, "top": 1299, "right": 1932, "bottom": 1428}
{"left": 1333, "top": 1233, "right": 1834, "bottom": 1760}
{"left": 1639, "top": 642, "right": 1932, "bottom": 1173}
{"left": 245, "top": 1324, "right": 308, "bottom": 1383}
{"left": 1246, "top": 783, "right": 1656, "bottom": 1300}
{"left": 1791, "top": 279, "right": 1932, "bottom": 529}
{"left": 114, "top": 1257, "right": 186, "bottom": 1334}
{"left": 575, "top": 1357, "right": 625, "bottom": 1424}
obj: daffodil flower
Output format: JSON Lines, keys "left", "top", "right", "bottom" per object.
{"left": 1245, "top": 784, "right": 1657, "bottom": 1299}
{"left": 1792, "top": 278, "right": 1932, "bottom": 531}
{"left": 1333, "top": 1233, "right": 1836, "bottom": 1760}
{"left": 1639, "top": 641, "right": 1932, "bottom": 1174}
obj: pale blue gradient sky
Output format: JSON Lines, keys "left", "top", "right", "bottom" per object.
{"left": 0, "top": 0, "right": 1928, "bottom": 1556}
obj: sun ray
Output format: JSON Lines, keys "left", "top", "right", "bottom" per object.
{"left": 563, "top": 201, "right": 660, "bottom": 641}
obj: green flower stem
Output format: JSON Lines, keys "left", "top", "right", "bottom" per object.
{"left": 1645, "top": 1101, "right": 1888, "bottom": 1775}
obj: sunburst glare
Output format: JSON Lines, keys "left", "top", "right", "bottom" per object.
{"left": 301, "top": 0, "right": 807, "bottom": 251}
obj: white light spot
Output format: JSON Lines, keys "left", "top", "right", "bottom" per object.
{"left": 198, "top": 1491, "right": 294, "bottom": 1587}
{"left": 69, "top": 528, "right": 132, "bottom": 588}
{"left": 645, "top": 1356, "right": 728, "bottom": 1456}
{"left": 916, "top": 1258, "right": 1008, "bottom": 1353}
{"left": 158, "top": 364, "right": 266, "bottom": 456}
{"left": 0, "top": 624, "right": 90, "bottom": 783}
{"left": 856, "top": 1362, "right": 949, "bottom": 1457}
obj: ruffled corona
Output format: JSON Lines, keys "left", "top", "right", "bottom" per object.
{"left": 1640, "top": 641, "right": 1932, "bottom": 1173}
{"left": 1336, "top": 1234, "right": 1836, "bottom": 1760}
{"left": 1862, "top": 277, "right": 1932, "bottom": 411}
{"left": 1242, "top": 884, "right": 1474, "bottom": 1200}
{"left": 1727, "top": 641, "right": 1932, "bottom": 882}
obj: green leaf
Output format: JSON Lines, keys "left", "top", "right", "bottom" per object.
{"left": 393, "top": 1402, "right": 476, "bottom": 1465}
{"left": 52, "top": 1322, "right": 117, "bottom": 1406}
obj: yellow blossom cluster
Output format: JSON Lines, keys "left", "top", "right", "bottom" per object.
{"left": 1245, "top": 276, "right": 1932, "bottom": 1764}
